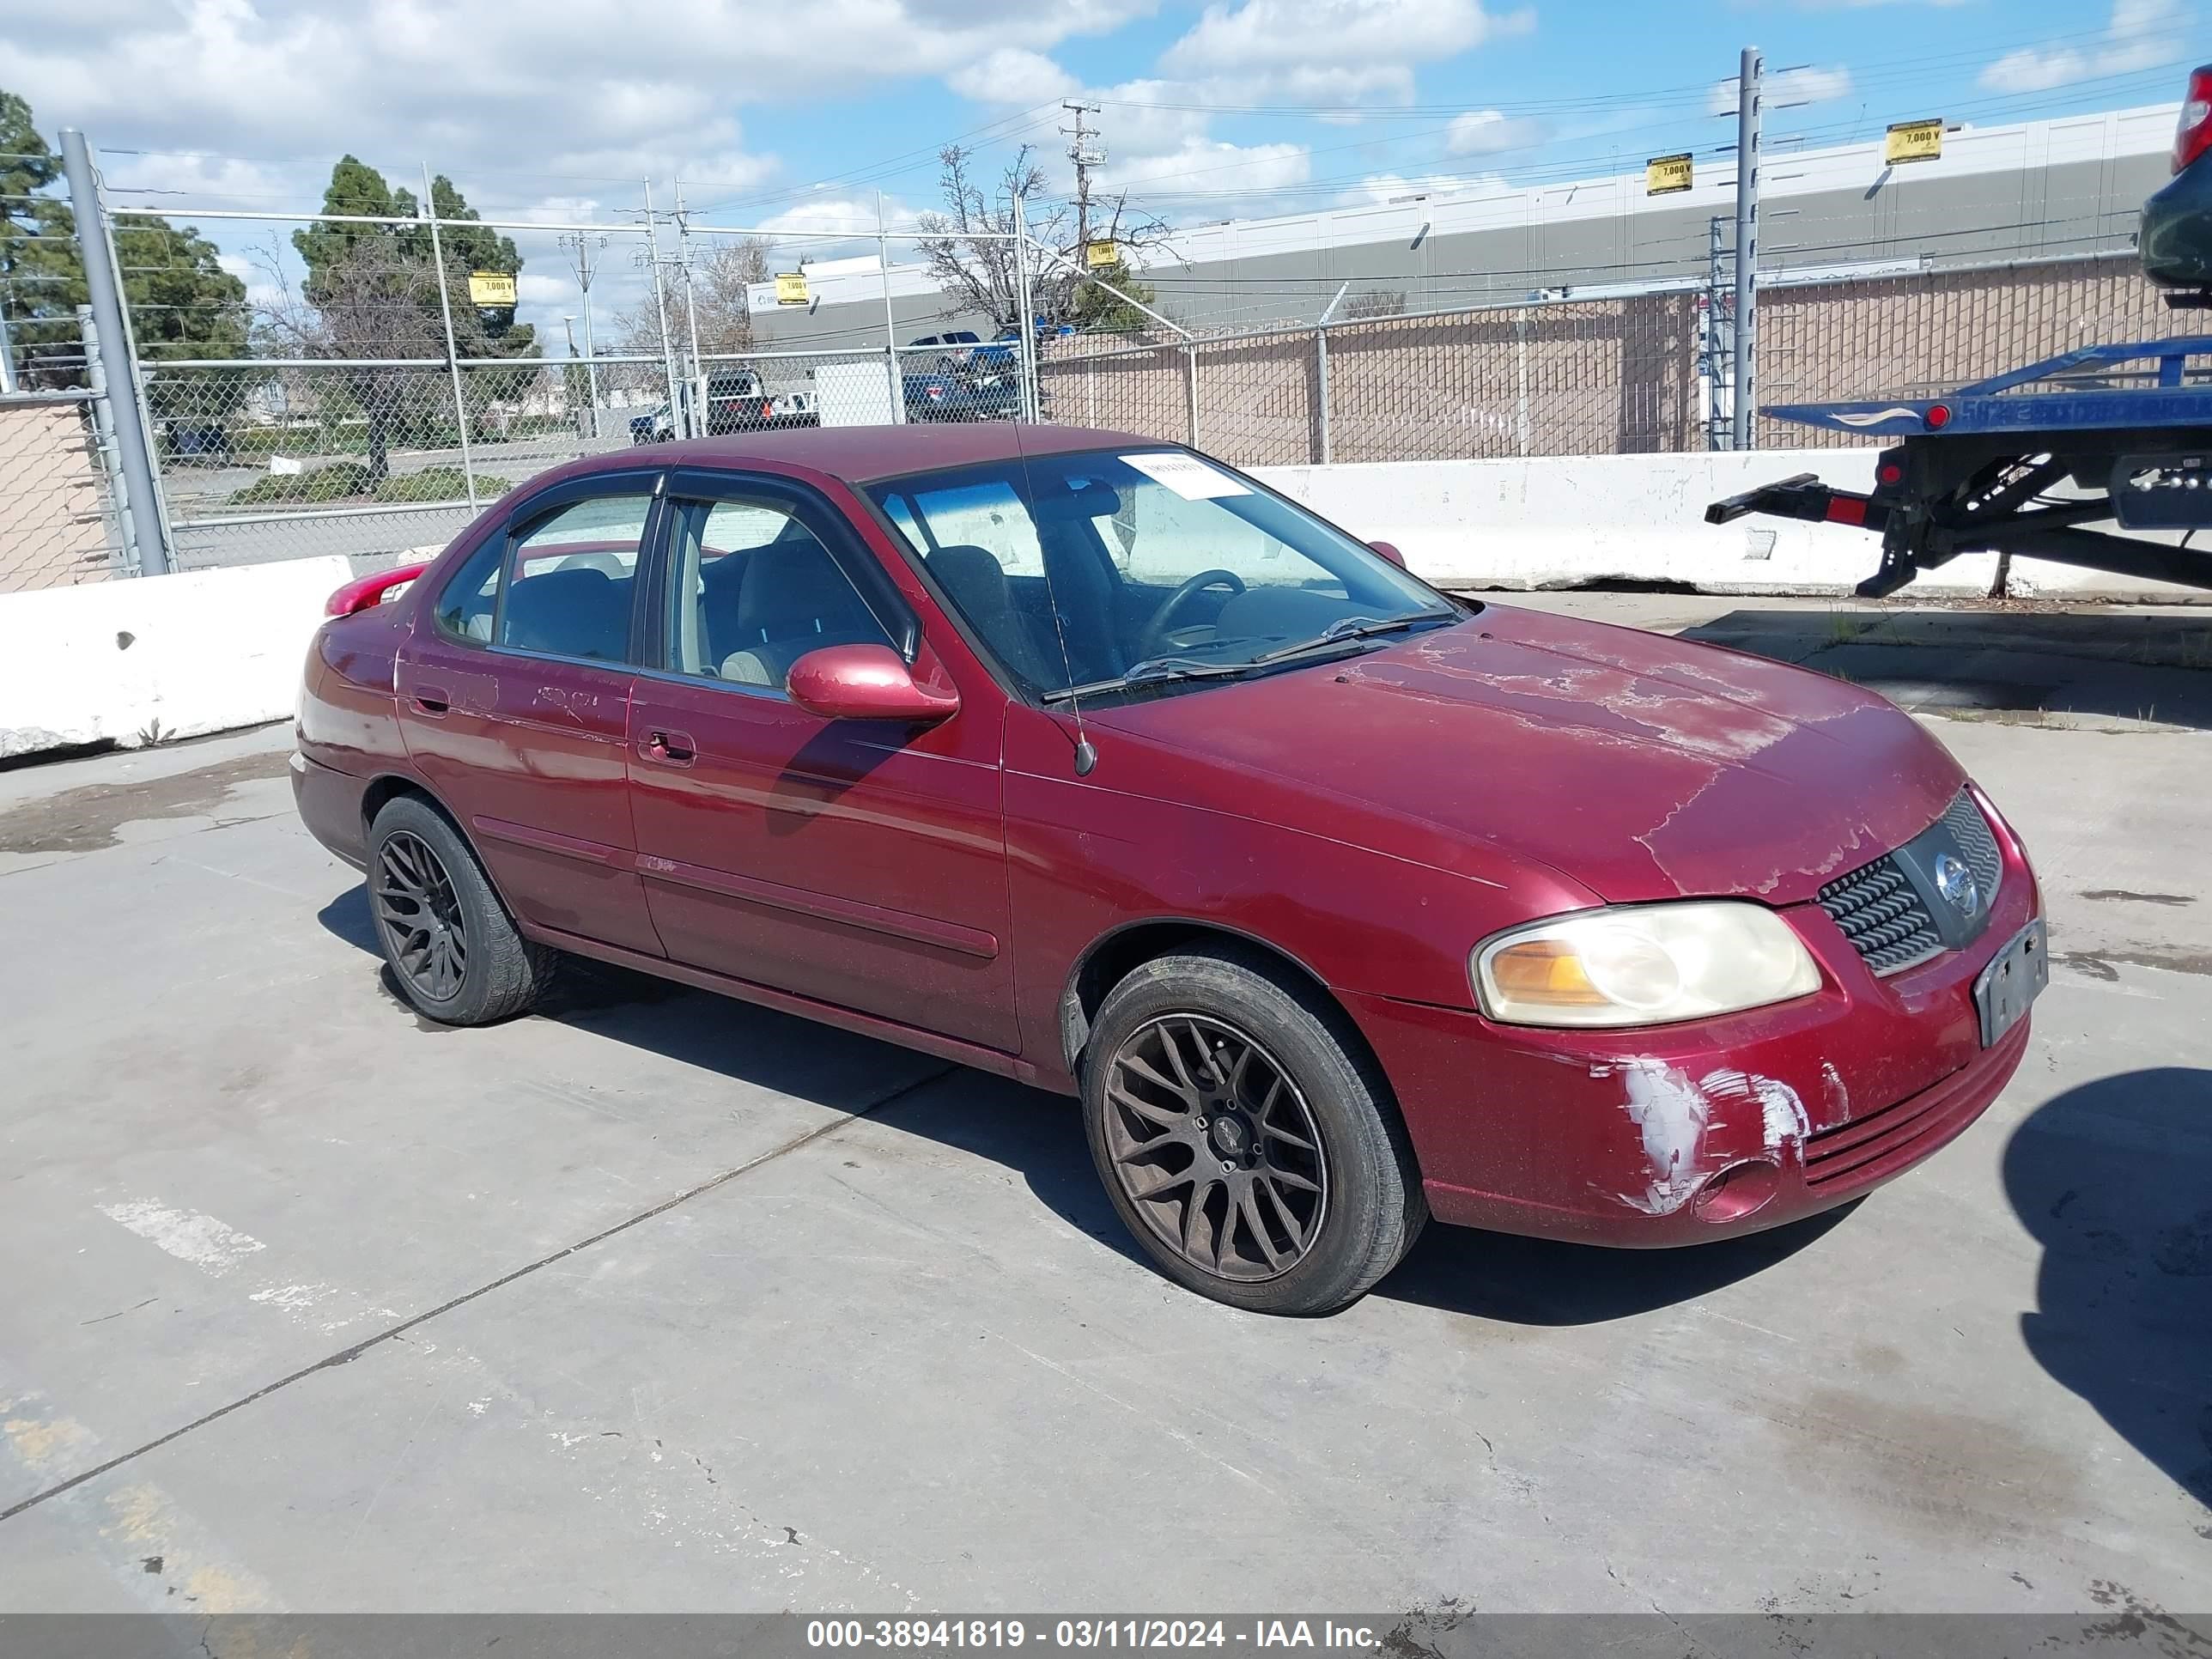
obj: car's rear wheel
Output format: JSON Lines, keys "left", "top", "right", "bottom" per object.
{"left": 368, "top": 796, "right": 553, "bottom": 1025}
{"left": 1082, "top": 947, "right": 1426, "bottom": 1315}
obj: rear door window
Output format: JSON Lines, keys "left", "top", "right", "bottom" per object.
{"left": 495, "top": 494, "right": 654, "bottom": 663}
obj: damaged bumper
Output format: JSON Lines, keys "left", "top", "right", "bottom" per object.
{"left": 1346, "top": 835, "right": 2041, "bottom": 1248}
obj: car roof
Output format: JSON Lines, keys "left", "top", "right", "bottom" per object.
{"left": 598, "top": 422, "right": 1168, "bottom": 485}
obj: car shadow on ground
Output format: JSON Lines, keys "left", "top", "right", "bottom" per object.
{"left": 2001, "top": 1066, "right": 2212, "bottom": 1517}
{"left": 319, "top": 885, "right": 1852, "bottom": 1328}
{"left": 1674, "top": 608, "right": 2212, "bottom": 729}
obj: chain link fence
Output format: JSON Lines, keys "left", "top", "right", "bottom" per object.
{"left": 1036, "top": 253, "right": 2164, "bottom": 471}
{"left": 0, "top": 391, "right": 125, "bottom": 591}
{"left": 1756, "top": 252, "right": 2173, "bottom": 447}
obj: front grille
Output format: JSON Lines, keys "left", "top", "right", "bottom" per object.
{"left": 1819, "top": 858, "right": 1943, "bottom": 974}
{"left": 1942, "top": 791, "right": 2003, "bottom": 906}
{"left": 1816, "top": 790, "right": 2002, "bottom": 976}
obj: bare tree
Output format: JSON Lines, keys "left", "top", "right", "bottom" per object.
{"left": 618, "top": 236, "right": 772, "bottom": 358}
{"left": 915, "top": 143, "right": 1173, "bottom": 333}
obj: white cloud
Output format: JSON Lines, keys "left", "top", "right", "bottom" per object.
{"left": 1980, "top": 0, "right": 2187, "bottom": 94}
{"left": 0, "top": 0, "right": 1160, "bottom": 343}
{"left": 1340, "top": 170, "right": 1505, "bottom": 205}
{"left": 1445, "top": 109, "right": 1546, "bottom": 155}
{"left": 1705, "top": 64, "right": 1855, "bottom": 118}
{"left": 1161, "top": 0, "right": 1534, "bottom": 76}
{"left": 945, "top": 47, "right": 1080, "bottom": 106}
{"left": 1099, "top": 137, "right": 1311, "bottom": 197}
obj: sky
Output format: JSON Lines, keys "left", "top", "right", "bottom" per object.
{"left": 0, "top": 0, "right": 2198, "bottom": 344}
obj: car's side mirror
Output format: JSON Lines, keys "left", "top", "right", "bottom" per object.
{"left": 787, "top": 644, "right": 960, "bottom": 725}
{"left": 1367, "top": 539, "right": 1407, "bottom": 568}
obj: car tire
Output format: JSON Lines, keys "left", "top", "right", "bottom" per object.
{"left": 1081, "top": 945, "right": 1426, "bottom": 1316}
{"left": 367, "top": 795, "right": 555, "bottom": 1026}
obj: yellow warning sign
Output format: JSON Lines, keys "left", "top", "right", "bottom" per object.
{"left": 1645, "top": 153, "right": 1694, "bottom": 196}
{"left": 775, "top": 272, "right": 810, "bottom": 306}
{"left": 1886, "top": 118, "right": 1944, "bottom": 164}
{"left": 466, "top": 271, "right": 516, "bottom": 307}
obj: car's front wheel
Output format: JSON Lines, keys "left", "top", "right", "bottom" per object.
{"left": 368, "top": 795, "right": 554, "bottom": 1025}
{"left": 1082, "top": 947, "right": 1426, "bottom": 1315}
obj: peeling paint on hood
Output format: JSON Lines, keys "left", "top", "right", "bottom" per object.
{"left": 1091, "top": 603, "right": 1966, "bottom": 907}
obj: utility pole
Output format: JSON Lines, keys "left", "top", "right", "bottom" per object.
{"left": 0, "top": 290, "right": 17, "bottom": 395}
{"left": 1061, "top": 101, "right": 1105, "bottom": 250}
{"left": 672, "top": 179, "right": 706, "bottom": 430}
{"left": 641, "top": 180, "right": 684, "bottom": 437}
{"left": 1061, "top": 100, "right": 1104, "bottom": 254}
{"left": 558, "top": 231, "right": 607, "bottom": 439}
{"left": 1731, "top": 46, "right": 1764, "bottom": 452}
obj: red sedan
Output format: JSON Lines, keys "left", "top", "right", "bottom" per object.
{"left": 294, "top": 425, "right": 2046, "bottom": 1315}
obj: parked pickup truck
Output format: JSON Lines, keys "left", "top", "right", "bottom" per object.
{"left": 630, "top": 368, "right": 819, "bottom": 444}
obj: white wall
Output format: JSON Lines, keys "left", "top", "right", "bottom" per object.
{"left": 1253, "top": 450, "right": 2210, "bottom": 604}
{"left": 0, "top": 556, "right": 349, "bottom": 759}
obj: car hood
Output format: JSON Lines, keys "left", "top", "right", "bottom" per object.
{"left": 1086, "top": 603, "right": 1966, "bottom": 906}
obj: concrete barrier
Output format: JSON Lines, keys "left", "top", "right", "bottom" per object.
{"left": 1253, "top": 450, "right": 2210, "bottom": 603}
{"left": 0, "top": 556, "right": 349, "bottom": 759}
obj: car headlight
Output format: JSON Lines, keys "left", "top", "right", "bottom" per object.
{"left": 1472, "top": 902, "right": 1820, "bottom": 1028}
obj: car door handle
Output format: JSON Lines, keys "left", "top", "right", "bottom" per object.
{"left": 410, "top": 685, "right": 451, "bottom": 716}
{"left": 641, "top": 728, "right": 696, "bottom": 766}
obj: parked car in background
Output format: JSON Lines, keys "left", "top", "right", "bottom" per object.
{"left": 2140, "top": 64, "right": 2212, "bottom": 290}
{"left": 901, "top": 362, "right": 1019, "bottom": 423}
{"left": 630, "top": 369, "right": 818, "bottom": 444}
{"left": 908, "top": 331, "right": 984, "bottom": 370}
{"left": 297, "top": 425, "right": 2044, "bottom": 1316}
{"left": 162, "top": 421, "right": 236, "bottom": 466}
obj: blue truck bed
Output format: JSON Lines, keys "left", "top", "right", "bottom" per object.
{"left": 1710, "top": 337, "right": 2212, "bottom": 595}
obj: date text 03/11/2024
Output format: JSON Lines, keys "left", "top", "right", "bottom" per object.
{"left": 805, "top": 1620, "right": 1380, "bottom": 1650}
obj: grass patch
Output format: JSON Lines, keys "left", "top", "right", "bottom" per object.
{"left": 374, "top": 466, "right": 495, "bottom": 503}
{"left": 228, "top": 462, "right": 500, "bottom": 509}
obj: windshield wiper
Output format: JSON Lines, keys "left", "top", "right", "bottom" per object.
{"left": 1039, "top": 655, "right": 1255, "bottom": 705}
{"left": 1039, "top": 612, "right": 1459, "bottom": 706}
{"left": 1252, "top": 609, "right": 1459, "bottom": 665}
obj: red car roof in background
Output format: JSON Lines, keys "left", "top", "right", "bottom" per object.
{"left": 590, "top": 423, "right": 1164, "bottom": 486}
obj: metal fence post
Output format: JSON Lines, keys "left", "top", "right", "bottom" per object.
{"left": 1314, "top": 283, "right": 1347, "bottom": 465}
{"left": 878, "top": 190, "right": 904, "bottom": 424}
{"left": 1012, "top": 192, "right": 1037, "bottom": 422}
{"left": 1185, "top": 345, "right": 1199, "bottom": 447}
{"left": 1314, "top": 325, "right": 1330, "bottom": 465}
{"left": 421, "top": 165, "right": 479, "bottom": 513}
{"left": 58, "top": 128, "right": 172, "bottom": 574}
{"left": 76, "top": 303, "right": 140, "bottom": 574}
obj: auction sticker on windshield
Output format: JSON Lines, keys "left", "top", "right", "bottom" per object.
{"left": 1121, "top": 452, "right": 1250, "bottom": 500}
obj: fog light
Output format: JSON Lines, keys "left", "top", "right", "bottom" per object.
{"left": 1694, "top": 1158, "right": 1782, "bottom": 1223}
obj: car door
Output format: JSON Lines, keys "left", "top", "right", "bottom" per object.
{"left": 395, "top": 471, "right": 667, "bottom": 957}
{"left": 625, "top": 468, "right": 1018, "bottom": 1052}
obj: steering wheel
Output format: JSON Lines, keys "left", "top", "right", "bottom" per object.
{"left": 1135, "top": 569, "right": 1246, "bottom": 660}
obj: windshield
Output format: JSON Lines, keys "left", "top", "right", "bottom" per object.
{"left": 866, "top": 447, "right": 1458, "bottom": 701}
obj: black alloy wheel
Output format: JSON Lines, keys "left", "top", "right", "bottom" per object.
{"left": 373, "top": 829, "right": 469, "bottom": 1004}
{"left": 1100, "top": 1013, "right": 1330, "bottom": 1281}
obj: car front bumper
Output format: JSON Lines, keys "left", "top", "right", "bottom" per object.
{"left": 1346, "top": 828, "right": 2041, "bottom": 1248}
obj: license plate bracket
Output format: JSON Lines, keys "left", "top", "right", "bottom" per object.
{"left": 1974, "top": 918, "right": 2048, "bottom": 1048}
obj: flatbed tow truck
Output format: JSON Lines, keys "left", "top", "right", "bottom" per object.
{"left": 1706, "top": 339, "right": 2212, "bottom": 596}
{"left": 1710, "top": 64, "right": 2212, "bottom": 597}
